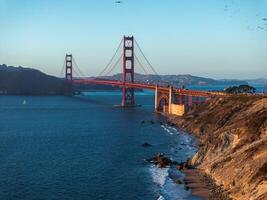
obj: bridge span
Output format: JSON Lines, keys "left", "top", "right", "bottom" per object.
{"left": 63, "top": 36, "right": 226, "bottom": 116}
{"left": 73, "top": 79, "right": 224, "bottom": 115}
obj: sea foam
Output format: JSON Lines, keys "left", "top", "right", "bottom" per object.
{"left": 149, "top": 165, "right": 169, "bottom": 187}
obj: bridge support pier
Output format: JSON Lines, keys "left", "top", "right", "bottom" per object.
{"left": 168, "top": 86, "right": 173, "bottom": 113}
{"left": 188, "top": 96, "right": 193, "bottom": 107}
{"left": 155, "top": 85, "right": 158, "bottom": 111}
{"left": 178, "top": 95, "right": 183, "bottom": 104}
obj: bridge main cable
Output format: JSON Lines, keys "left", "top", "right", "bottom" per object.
{"left": 104, "top": 53, "right": 123, "bottom": 76}
{"left": 72, "top": 56, "right": 86, "bottom": 78}
{"left": 134, "top": 39, "right": 159, "bottom": 76}
{"left": 98, "top": 38, "right": 123, "bottom": 77}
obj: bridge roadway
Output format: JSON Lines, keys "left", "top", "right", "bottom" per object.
{"left": 73, "top": 79, "right": 225, "bottom": 97}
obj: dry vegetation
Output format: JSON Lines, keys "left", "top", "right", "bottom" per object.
{"left": 168, "top": 95, "right": 267, "bottom": 200}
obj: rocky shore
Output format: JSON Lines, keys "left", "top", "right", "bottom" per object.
{"left": 146, "top": 150, "right": 230, "bottom": 199}
{"left": 165, "top": 95, "right": 267, "bottom": 200}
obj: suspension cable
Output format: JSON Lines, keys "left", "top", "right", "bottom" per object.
{"left": 72, "top": 68, "right": 80, "bottom": 78}
{"left": 98, "top": 38, "right": 123, "bottom": 77}
{"left": 104, "top": 53, "right": 123, "bottom": 77}
{"left": 134, "top": 54, "right": 148, "bottom": 74}
{"left": 72, "top": 56, "right": 86, "bottom": 78}
{"left": 134, "top": 39, "right": 159, "bottom": 76}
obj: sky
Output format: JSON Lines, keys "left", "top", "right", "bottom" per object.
{"left": 0, "top": 0, "right": 267, "bottom": 79}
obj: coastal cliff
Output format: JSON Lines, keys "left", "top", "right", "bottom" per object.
{"left": 167, "top": 95, "right": 267, "bottom": 200}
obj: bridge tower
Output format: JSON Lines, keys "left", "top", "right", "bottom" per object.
{"left": 121, "top": 36, "right": 135, "bottom": 107}
{"left": 64, "top": 54, "right": 73, "bottom": 95}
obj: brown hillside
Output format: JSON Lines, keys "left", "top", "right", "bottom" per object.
{"left": 168, "top": 95, "right": 267, "bottom": 200}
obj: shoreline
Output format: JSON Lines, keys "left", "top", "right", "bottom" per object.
{"left": 166, "top": 119, "right": 231, "bottom": 200}
{"left": 163, "top": 95, "right": 267, "bottom": 200}
{"left": 183, "top": 168, "right": 231, "bottom": 200}
{"left": 153, "top": 115, "right": 230, "bottom": 199}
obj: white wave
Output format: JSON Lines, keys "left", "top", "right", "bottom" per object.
{"left": 153, "top": 124, "right": 200, "bottom": 200}
{"left": 157, "top": 195, "right": 165, "bottom": 200}
{"left": 149, "top": 165, "right": 169, "bottom": 188}
{"left": 162, "top": 177, "right": 192, "bottom": 200}
{"left": 151, "top": 168, "right": 192, "bottom": 200}
{"left": 161, "top": 125, "right": 175, "bottom": 135}
{"left": 185, "top": 145, "right": 193, "bottom": 151}
{"left": 179, "top": 134, "right": 193, "bottom": 145}
{"left": 167, "top": 126, "right": 179, "bottom": 133}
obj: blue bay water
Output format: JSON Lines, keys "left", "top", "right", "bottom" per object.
{"left": 0, "top": 92, "right": 201, "bottom": 200}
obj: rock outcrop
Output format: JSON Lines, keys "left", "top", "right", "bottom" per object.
{"left": 142, "top": 142, "right": 152, "bottom": 147}
{"left": 147, "top": 153, "right": 173, "bottom": 168}
{"left": 167, "top": 95, "right": 267, "bottom": 200}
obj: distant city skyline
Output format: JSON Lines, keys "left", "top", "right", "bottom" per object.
{"left": 0, "top": 0, "right": 267, "bottom": 79}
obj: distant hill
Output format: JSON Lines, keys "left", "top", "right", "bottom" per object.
{"left": 98, "top": 73, "right": 248, "bottom": 87}
{"left": 0, "top": 64, "right": 250, "bottom": 95}
{"left": 247, "top": 78, "right": 267, "bottom": 85}
{"left": 0, "top": 64, "right": 65, "bottom": 95}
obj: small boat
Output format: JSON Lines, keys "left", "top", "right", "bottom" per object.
{"left": 22, "top": 100, "right": 26, "bottom": 105}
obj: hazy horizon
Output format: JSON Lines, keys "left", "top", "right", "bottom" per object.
{"left": 0, "top": 0, "right": 267, "bottom": 79}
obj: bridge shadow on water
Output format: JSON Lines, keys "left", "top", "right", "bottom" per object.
{"left": 68, "top": 91, "right": 153, "bottom": 107}
{"left": 66, "top": 92, "right": 128, "bottom": 107}
{"left": 67, "top": 94, "right": 112, "bottom": 106}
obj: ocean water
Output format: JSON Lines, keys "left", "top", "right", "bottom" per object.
{"left": 0, "top": 92, "right": 201, "bottom": 200}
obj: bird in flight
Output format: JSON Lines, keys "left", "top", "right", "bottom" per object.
{"left": 115, "top": 1, "right": 123, "bottom": 3}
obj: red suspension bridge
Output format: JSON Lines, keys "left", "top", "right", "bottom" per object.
{"left": 62, "top": 36, "right": 225, "bottom": 115}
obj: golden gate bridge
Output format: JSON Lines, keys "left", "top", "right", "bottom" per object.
{"left": 61, "top": 36, "right": 225, "bottom": 115}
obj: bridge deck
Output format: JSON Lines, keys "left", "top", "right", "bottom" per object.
{"left": 73, "top": 79, "right": 226, "bottom": 97}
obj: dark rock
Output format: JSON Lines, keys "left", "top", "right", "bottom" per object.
{"left": 149, "top": 153, "right": 173, "bottom": 168}
{"left": 174, "top": 178, "right": 182, "bottom": 184}
{"left": 141, "top": 120, "right": 145, "bottom": 124}
{"left": 198, "top": 143, "right": 205, "bottom": 147}
{"left": 142, "top": 142, "right": 152, "bottom": 147}
{"left": 184, "top": 185, "right": 190, "bottom": 191}
{"left": 184, "top": 162, "right": 190, "bottom": 169}
{"left": 176, "top": 163, "right": 184, "bottom": 170}
{"left": 184, "top": 159, "right": 195, "bottom": 169}
{"left": 172, "top": 161, "right": 179, "bottom": 165}
{"left": 167, "top": 121, "right": 176, "bottom": 126}
{"left": 176, "top": 160, "right": 195, "bottom": 171}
